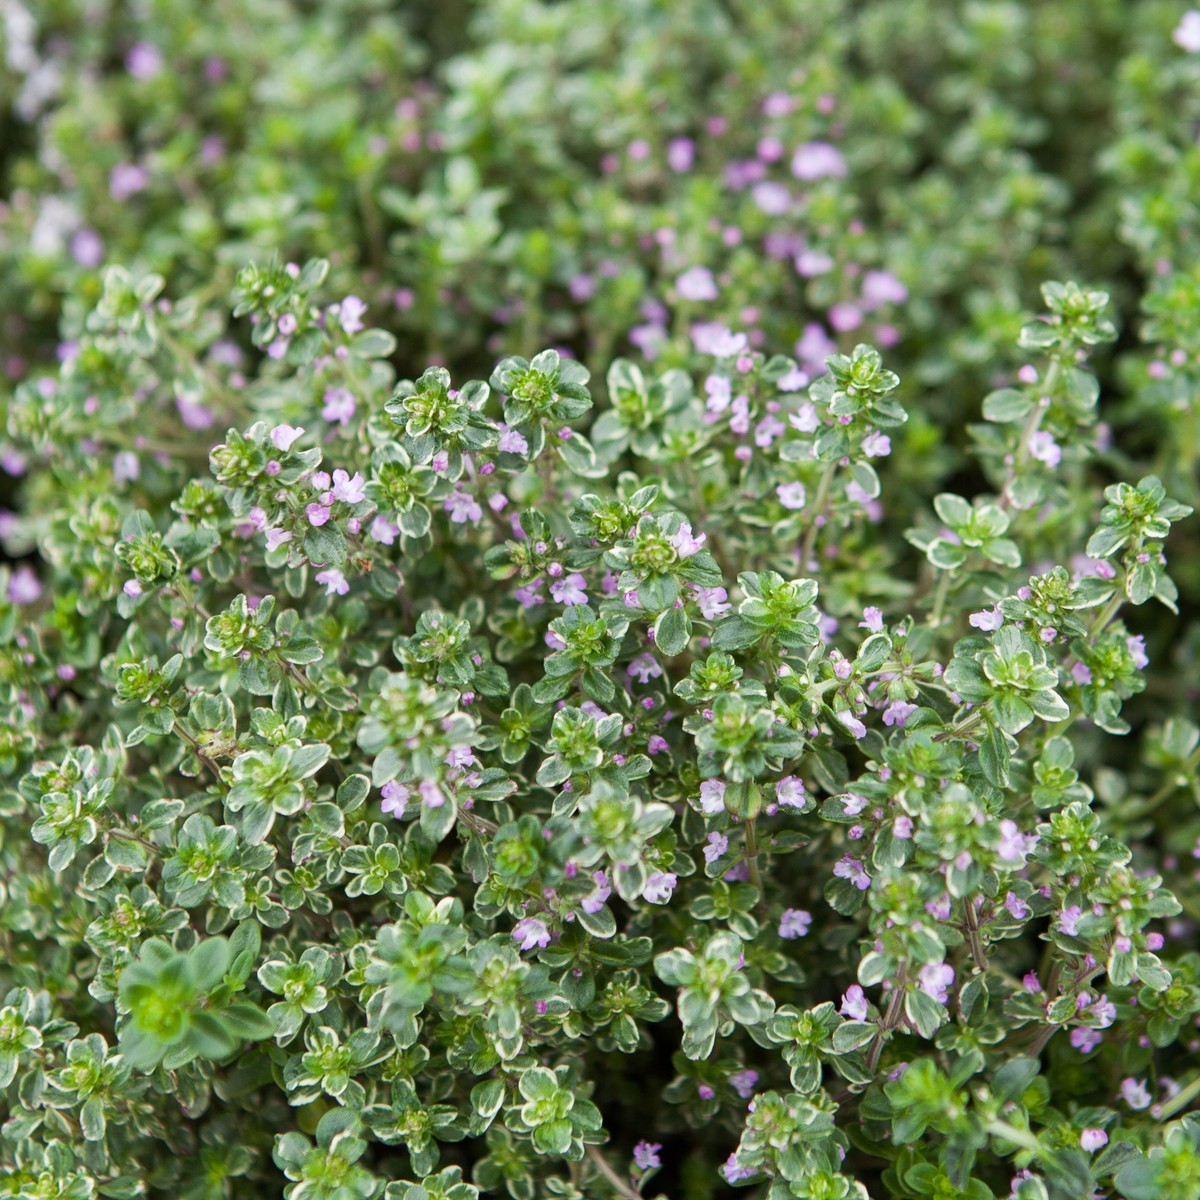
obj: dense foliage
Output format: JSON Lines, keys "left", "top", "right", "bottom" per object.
{"left": 2, "top": 2, "right": 1200, "bottom": 1199}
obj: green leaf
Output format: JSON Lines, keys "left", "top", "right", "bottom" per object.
{"left": 653, "top": 606, "right": 691, "bottom": 657}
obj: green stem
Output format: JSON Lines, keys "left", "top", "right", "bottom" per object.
{"left": 1157, "top": 1073, "right": 1200, "bottom": 1120}
{"left": 744, "top": 818, "right": 764, "bottom": 902}
{"left": 867, "top": 972, "right": 907, "bottom": 1072}
{"left": 929, "top": 570, "right": 953, "bottom": 627}
{"left": 801, "top": 465, "right": 836, "bottom": 570}
{"left": 585, "top": 1146, "right": 641, "bottom": 1200}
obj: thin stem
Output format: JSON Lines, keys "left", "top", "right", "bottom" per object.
{"left": 801, "top": 465, "right": 836, "bottom": 570}
{"left": 744, "top": 818, "right": 763, "bottom": 902}
{"left": 867, "top": 973, "right": 907, "bottom": 1072}
{"left": 585, "top": 1146, "right": 641, "bottom": 1200}
{"left": 1123, "top": 745, "right": 1200, "bottom": 820}
{"left": 963, "top": 896, "right": 988, "bottom": 975}
{"left": 1156, "top": 1072, "right": 1200, "bottom": 1120}
{"left": 929, "top": 570, "right": 953, "bottom": 627}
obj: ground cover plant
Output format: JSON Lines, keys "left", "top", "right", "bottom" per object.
{"left": 2, "top": 1, "right": 1200, "bottom": 1198}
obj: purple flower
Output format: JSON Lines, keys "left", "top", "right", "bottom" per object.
{"left": 776, "top": 481, "right": 807, "bottom": 510}
{"left": 1080, "top": 1129, "right": 1108, "bottom": 1153}
{"left": 305, "top": 503, "right": 331, "bottom": 527}
{"left": 110, "top": 163, "right": 149, "bottom": 201}
{"left": 703, "top": 832, "right": 729, "bottom": 865}
{"left": 7, "top": 566, "right": 42, "bottom": 605}
{"left": 836, "top": 712, "right": 867, "bottom": 739}
{"left": 779, "top": 909, "right": 812, "bottom": 939}
{"left": 918, "top": 962, "right": 955, "bottom": 1004}
{"left": 497, "top": 425, "right": 529, "bottom": 455}
{"left": 775, "top": 776, "right": 806, "bottom": 809}
{"left": 861, "top": 269, "right": 908, "bottom": 309}
{"left": 840, "top": 984, "right": 869, "bottom": 1020}
{"left": 833, "top": 856, "right": 871, "bottom": 890}
{"left": 647, "top": 735, "right": 669, "bottom": 756}
{"left": 842, "top": 792, "right": 868, "bottom": 817}
{"left": 721, "top": 1155, "right": 757, "bottom": 1185}
{"left": 632, "top": 1142, "right": 662, "bottom": 1172}
{"left": 444, "top": 491, "right": 482, "bottom": 524}
{"left": 692, "top": 585, "right": 732, "bottom": 619}
{"left": 642, "top": 871, "right": 678, "bottom": 904}
{"left": 125, "top": 42, "right": 163, "bottom": 80}
{"left": 1004, "top": 892, "right": 1029, "bottom": 920}
{"left": 380, "top": 781, "right": 411, "bottom": 817}
{"left": 1175, "top": 11, "right": 1200, "bottom": 52}
{"left": 858, "top": 606, "right": 884, "bottom": 632}
{"left": 790, "top": 140, "right": 847, "bottom": 180}
{"left": 265, "top": 527, "right": 292, "bottom": 552}
{"left": 322, "top": 388, "right": 357, "bottom": 425}
{"left": 512, "top": 917, "right": 551, "bottom": 950}
{"left": 270, "top": 423, "right": 305, "bottom": 451}
{"left": 698, "top": 779, "right": 727, "bottom": 814}
{"left": 676, "top": 266, "right": 718, "bottom": 302}
{"left": 1127, "top": 635, "right": 1148, "bottom": 669}
{"left": 581, "top": 870, "right": 612, "bottom": 914}
{"left": 1120, "top": 1078, "right": 1151, "bottom": 1110}
{"left": 667, "top": 137, "right": 695, "bottom": 171}
{"left": 670, "top": 521, "right": 706, "bottom": 558}
{"left": 728, "top": 1069, "right": 759, "bottom": 1099}
{"left": 550, "top": 573, "right": 588, "bottom": 605}
{"left": 315, "top": 568, "right": 349, "bottom": 596}
{"left": 996, "top": 819, "right": 1039, "bottom": 866}
{"left": 1057, "top": 905, "right": 1083, "bottom": 936}
{"left": 330, "top": 469, "right": 366, "bottom": 504}
{"left": 338, "top": 295, "right": 368, "bottom": 334}
{"left": 861, "top": 430, "right": 892, "bottom": 458}
{"left": 369, "top": 516, "right": 399, "bottom": 545}
{"left": 1070, "top": 1027, "right": 1101, "bottom": 1053}
{"left": 968, "top": 605, "right": 1004, "bottom": 631}
{"left": 1029, "top": 430, "right": 1061, "bottom": 468}
{"left": 627, "top": 652, "right": 663, "bottom": 683}
{"left": 882, "top": 701, "right": 917, "bottom": 728}
{"left": 692, "top": 323, "right": 747, "bottom": 357}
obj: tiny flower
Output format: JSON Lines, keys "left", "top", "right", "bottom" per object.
{"left": 918, "top": 962, "right": 955, "bottom": 1004}
{"left": 1127, "top": 635, "right": 1148, "bottom": 669}
{"left": 444, "top": 491, "right": 483, "bottom": 524}
{"left": 698, "top": 1084, "right": 716, "bottom": 1101}
{"left": 512, "top": 918, "right": 551, "bottom": 950}
{"left": 790, "top": 140, "right": 847, "bottom": 180}
{"left": 836, "top": 712, "right": 867, "bottom": 739}
{"left": 840, "top": 984, "right": 869, "bottom": 1020}
{"left": 703, "top": 832, "right": 729, "bottom": 864}
{"left": 315, "top": 568, "right": 349, "bottom": 596}
{"left": 693, "top": 585, "right": 732, "bottom": 619}
{"left": 270, "top": 423, "right": 305, "bottom": 450}
{"left": 647, "top": 735, "right": 669, "bottom": 756}
{"left": 306, "top": 503, "right": 331, "bottom": 527}
{"left": 1080, "top": 1129, "right": 1108, "bottom": 1153}
{"left": 1057, "top": 905, "right": 1083, "bottom": 936}
{"left": 580, "top": 870, "right": 612, "bottom": 914}
{"left": 627, "top": 652, "right": 663, "bottom": 683}
{"left": 861, "top": 430, "right": 891, "bottom": 457}
{"left": 721, "top": 1155, "right": 756, "bottom": 1184}
{"left": 642, "top": 871, "right": 678, "bottom": 905}
{"left": 380, "top": 781, "right": 411, "bottom": 817}
{"left": 7, "top": 566, "right": 42, "bottom": 605}
{"left": 728, "top": 1069, "right": 759, "bottom": 1100}
{"left": 894, "top": 816, "right": 913, "bottom": 839}
{"left": 1022, "top": 972, "right": 1042, "bottom": 993}
{"left": 550, "top": 573, "right": 588, "bottom": 605}
{"left": 322, "top": 388, "right": 357, "bottom": 425}
{"left": 882, "top": 700, "right": 917, "bottom": 728}
{"left": 969, "top": 605, "right": 1004, "bottom": 631}
{"left": 676, "top": 266, "right": 718, "bottom": 301}
{"left": 779, "top": 909, "right": 812, "bottom": 939}
{"left": 775, "top": 776, "right": 806, "bottom": 809}
{"left": 1028, "top": 430, "right": 1062, "bottom": 468}
{"left": 1120, "top": 1078, "right": 1151, "bottom": 1110}
{"left": 1070, "top": 1028, "right": 1101, "bottom": 1053}
{"left": 632, "top": 1142, "right": 662, "bottom": 1172}
{"left": 842, "top": 792, "right": 868, "bottom": 816}
{"left": 858, "top": 606, "right": 884, "bottom": 632}
{"left": 833, "top": 856, "right": 870, "bottom": 890}
{"left": 776, "top": 481, "right": 807, "bottom": 509}
{"left": 497, "top": 425, "right": 530, "bottom": 455}
{"left": 369, "top": 516, "right": 400, "bottom": 545}
{"left": 338, "top": 295, "right": 367, "bottom": 334}
{"left": 419, "top": 779, "right": 445, "bottom": 808}
{"left": 996, "top": 819, "right": 1039, "bottom": 866}
{"left": 699, "top": 779, "right": 727, "bottom": 814}
{"left": 1004, "top": 892, "right": 1029, "bottom": 920}
{"left": 670, "top": 521, "right": 706, "bottom": 557}
{"left": 1175, "top": 10, "right": 1200, "bottom": 52}
{"left": 330, "top": 469, "right": 366, "bottom": 504}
